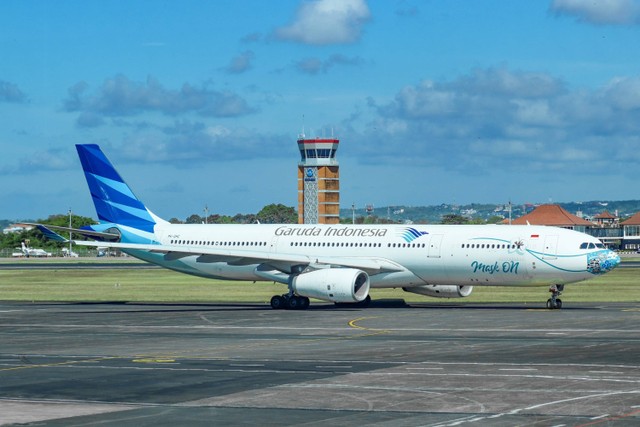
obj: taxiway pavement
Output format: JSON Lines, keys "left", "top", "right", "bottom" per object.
{"left": 1, "top": 301, "right": 639, "bottom": 426}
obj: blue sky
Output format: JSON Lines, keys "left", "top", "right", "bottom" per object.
{"left": 1, "top": 0, "right": 639, "bottom": 220}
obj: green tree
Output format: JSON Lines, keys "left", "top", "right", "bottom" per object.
{"left": 43, "top": 214, "right": 96, "bottom": 235}
{"left": 485, "top": 215, "right": 506, "bottom": 224}
{"left": 440, "top": 214, "right": 469, "bottom": 224}
{"left": 0, "top": 214, "right": 97, "bottom": 253}
{"left": 185, "top": 214, "right": 203, "bottom": 224}
{"left": 206, "top": 214, "right": 234, "bottom": 224}
{"left": 256, "top": 204, "right": 297, "bottom": 224}
{"left": 232, "top": 213, "right": 257, "bottom": 224}
{"left": 340, "top": 215, "right": 399, "bottom": 225}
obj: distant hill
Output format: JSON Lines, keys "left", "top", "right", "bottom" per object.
{"left": 3, "top": 200, "right": 640, "bottom": 227}
{"left": 340, "top": 200, "right": 640, "bottom": 224}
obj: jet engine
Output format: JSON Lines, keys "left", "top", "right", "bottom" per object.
{"left": 291, "top": 268, "right": 370, "bottom": 303}
{"left": 403, "top": 285, "right": 473, "bottom": 298}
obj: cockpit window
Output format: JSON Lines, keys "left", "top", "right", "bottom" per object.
{"left": 581, "top": 242, "right": 606, "bottom": 250}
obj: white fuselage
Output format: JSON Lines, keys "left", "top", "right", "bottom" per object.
{"left": 123, "top": 222, "right": 616, "bottom": 289}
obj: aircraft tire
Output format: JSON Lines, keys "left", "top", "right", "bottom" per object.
{"left": 287, "top": 296, "right": 298, "bottom": 310}
{"left": 546, "top": 298, "right": 562, "bottom": 309}
{"left": 270, "top": 295, "right": 286, "bottom": 310}
{"left": 357, "top": 295, "right": 372, "bottom": 308}
{"left": 300, "top": 296, "right": 310, "bottom": 309}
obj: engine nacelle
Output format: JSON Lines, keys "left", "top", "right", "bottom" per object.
{"left": 403, "top": 285, "right": 473, "bottom": 298}
{"left": 291, "top": 268, "right": 370, "bottom": 303}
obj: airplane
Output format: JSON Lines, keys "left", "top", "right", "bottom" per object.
{"left": 16, "top": 241, "right": 52, "bottom": 258}
{"left": 36, "top": 144, "right": 621, "bottom": 310}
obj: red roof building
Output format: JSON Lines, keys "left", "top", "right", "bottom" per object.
{"left": 593, "top": 210, "right": 618, "bottom": 227}
{"left": 620, "top": 212, "right": 640, "bottom": 250}
{"left": 510, "top": 204, "right": 593, "bottom": 229}
{"left": 621, "top": 212, "right": 640, "bottom": 226}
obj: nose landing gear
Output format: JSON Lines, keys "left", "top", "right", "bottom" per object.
{"left": 546, "top": 284, "right": 564, "bottom": 309}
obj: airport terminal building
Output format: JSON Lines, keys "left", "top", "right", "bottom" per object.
{"left": 512, "top": 204, "right": 640, "bottom": 250}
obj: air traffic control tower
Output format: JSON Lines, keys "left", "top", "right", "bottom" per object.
{"left": 297, "top": 135, "right": 340, "bottom": 224}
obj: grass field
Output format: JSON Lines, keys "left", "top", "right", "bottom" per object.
{"left": 1, "top": 261, "right": 638, "bottom": 305}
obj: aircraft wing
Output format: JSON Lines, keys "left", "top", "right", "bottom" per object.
{"left": 73, "top": 240, "right": 405, "bottom": 275}
{"left": 29, "top": 223, "right": 121, "bottom": 242}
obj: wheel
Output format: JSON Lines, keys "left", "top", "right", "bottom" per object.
{"left": 546, "top": 298, "right": 562, "bottom": 309}
{"left": 287, "top": 295, "right": 300, "bottom": 310}
{"left": 355, "top": 295, "right": 371, "bottom": 308}
{"left": 300, "top": 296, "right": 310, "bottom": 309}
{"left": 270, "top": 295, "right": 285, "bottom": 310}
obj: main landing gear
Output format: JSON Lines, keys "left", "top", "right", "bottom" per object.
{"left": 546, "top": 284, "right": 564, "bottom": 309}
{"left": 269, "top": 265, "right": 311, "bottom": 310}
{"left": 270, "top": 294, "right": 310, "bottom": 310}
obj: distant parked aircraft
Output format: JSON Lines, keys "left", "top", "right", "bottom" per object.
{"left": 16, "top": 241, "right": 51, "bottom": 258}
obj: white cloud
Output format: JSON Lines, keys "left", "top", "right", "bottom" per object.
{"left": 512, "top": 99, "right": 560, "bottom": 126}
{"left": 295, "top": 54, "right": 365, "bottom": 74}
{"left": 8, "top": 147, "right": 76, "bottom": 175}
{"left": 274, "top": 0, "right": 371, "bottom": 45}
{"left": 223, "top": 51, "right": 255, "bottom": 74}
{"left": 550, "top": 0, "right": 640, "bottom": 25}
{"left": 101, "top": 120, "right": 295, "bottom": 166}
{"left": 0, "top": 80, "right": 26, "bottom": 103}
{"left": 64, "top": 75, "right": 256, "bottom": 124}
{"left": 602, "top": 75, "right": 640, "bottom": 109}
{"left": 346, "top": 66, "right": 640, "bottom": 176}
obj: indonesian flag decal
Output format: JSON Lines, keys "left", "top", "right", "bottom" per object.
{"left": 530, "top": 234, "right": 540, "bottom": 238}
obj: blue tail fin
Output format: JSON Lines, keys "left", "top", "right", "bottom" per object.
{"left": 76, "top": 144, "right": 162, "bottom": 234}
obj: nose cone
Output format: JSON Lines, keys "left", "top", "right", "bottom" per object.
{"left": 588, "top": 249, "right": 620, "bottom": 275}
{"left": 608, "top": 250, "right": 621, "bottom": 271}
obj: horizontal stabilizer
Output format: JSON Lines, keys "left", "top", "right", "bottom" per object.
{"left": 29, "top": 223, "right": 121, "bottom": 242}
{"left": 34, "top": 224, "right": 68, "bottom": 242}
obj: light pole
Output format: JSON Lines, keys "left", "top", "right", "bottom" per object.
{"left": 68, "top": 208, "right": 73, "bottom": 257}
